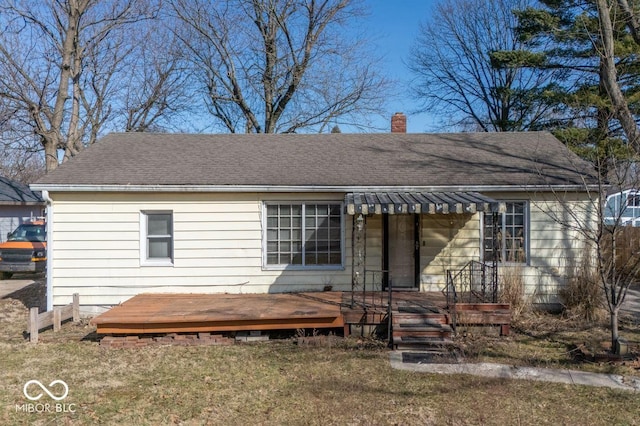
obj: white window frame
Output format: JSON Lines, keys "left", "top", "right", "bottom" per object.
{"left": 481, "top": 201, "right": 529, "bottom": 265}
{"left": 140, "top": 211, "right": 174, "bottom": 266}
{"left": 262, "top": 201, "right": 345, "bottom": 270}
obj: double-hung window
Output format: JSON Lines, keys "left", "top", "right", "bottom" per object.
{"left": 141, "top": 211, "right": 173, "bottom": 265}
{"left": 264, "top": 202, "right": 343, "bottom": 268}
{"left": 483, "top": 201, "right": 527, "bottom": 263}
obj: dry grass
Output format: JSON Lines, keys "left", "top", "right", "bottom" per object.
{"left": 462, "top": 310, "right": 640, "bottom": 374}
{"left": 560, "top": 251, "right": 607, "bottom": 322}
{"left": 498, "top": 265, "right": 534, "bottom": 321}
{"left": 1, "top": 283, "right": 639, "bottom": 425}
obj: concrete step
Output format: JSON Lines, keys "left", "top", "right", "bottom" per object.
{"left": 400, "top": 350, "right": 460, "bottom": 364}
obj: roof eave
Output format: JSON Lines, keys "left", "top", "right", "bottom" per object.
{"left": 30, "top": 184, "right": 600, "bottom": 193}
{"left": 0, "top": 200, "right": 45, "bottom": 205}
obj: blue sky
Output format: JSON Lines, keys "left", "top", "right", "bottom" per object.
{"left": 365, "top": 1, "right": 437, "bottom": 132}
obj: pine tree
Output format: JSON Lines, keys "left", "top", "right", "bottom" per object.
{"left": 491, "top": 0, "right": 640, "bottom": 172}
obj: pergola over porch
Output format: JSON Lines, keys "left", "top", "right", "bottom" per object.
{"left": 345, "top": 191, "right": 504, "bottom": 216}
{"left": 344, "top": 191, "right": 505, "bottom": 307}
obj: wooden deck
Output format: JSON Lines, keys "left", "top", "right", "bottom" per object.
{"left": 90, "top": 291, "right": 457, "bottom": 335}
{"left": 91, "top": 292, "right": 347, "bottom": 334}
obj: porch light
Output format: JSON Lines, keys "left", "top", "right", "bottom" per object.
{"left": 356, "top": 214, "right": 364, "bottom": 232}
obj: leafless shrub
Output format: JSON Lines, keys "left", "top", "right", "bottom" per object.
{"left": 560, "top": 250, "right": 606, "bottom": 322}
{"left": 499, "top": 265, "right": 534, "bottom": 320}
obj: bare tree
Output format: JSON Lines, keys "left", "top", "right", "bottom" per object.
{"left": 169, "top": 0, "right": 388, "bottom": 133}
{"left": 408, "top": 0, "right": 557, "bottom": 132}
{"left": 0, "top": 101, "right": 45, "bottom": 183}
{"left": 116, "top": 18, "right": 195, "bottom": 133}
{"left": 540, "top": 151, "right": 640, "bottom": 354}
{"left": 0, "top": 0, "right": 158, "bottom": 171}
{"left": 0, "top": 145, "right": 45, "bottom": 183}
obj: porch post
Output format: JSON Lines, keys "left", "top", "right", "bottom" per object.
{"left": 351, "top": 214, "right": 366, "bottom": 308}
{"left": 492, "top": 211, "right": 499, "bottom": 303}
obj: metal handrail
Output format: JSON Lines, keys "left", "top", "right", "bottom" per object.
{"left": 350, "top": 269, "right": 390, "bottom": 309}
{"left": 350, "top": 268, "right": 393, "bottom": 345}
{"left": 445, "top": 260, "right": 498, "bottom": 305}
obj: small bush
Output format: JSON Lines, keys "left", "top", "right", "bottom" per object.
{"left": 559, "top": 252, "right": 606, "bottom": 322}
{"left": 499, "top": 265, "right": 533, "bottom": 320}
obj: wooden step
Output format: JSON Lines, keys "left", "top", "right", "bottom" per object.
{"left": 392, "top": 315, "right": 449, "bottom": 326}
{"left": 393, "top": 336, "right": 454, "bottom": 351}
{"left": 392, "top": 328, "right": 452, "bottom": 338}
{"left": 393, "top": 322, "right": 452, "bottom": 332}
{"left": 395, "top": 305, "right": 441, "bottom": 314}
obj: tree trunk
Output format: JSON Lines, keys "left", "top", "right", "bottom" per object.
{"left": 610, "top": 307, "right": 619, "bottom": 353}
{"left": 43, "top": 137, "right": 59, "bottom": 172}
{"left": 596, "top": 0, "right": 640, "bottom": 153}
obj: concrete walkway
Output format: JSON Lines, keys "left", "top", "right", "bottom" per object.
{"left": 622, "top": 287, "right": 640, "bottom": 324}
{"left": 389, "top": 352, "right": 640, "bottom": 392}
{"left": 390, "top": 285, "right": 640, "bottom": 392}
{"left": 0, "top": 274, "right": 42, "bottom": 298}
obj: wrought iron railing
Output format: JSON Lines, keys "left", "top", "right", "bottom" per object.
{"left": 349, "top": 269, "right": 393, "bottom": 345}
{"left": 350, "top": 269, "right": 389, "bottom": 310}
{"left": 445, "top": 260, "right": 498, "bottom": 306}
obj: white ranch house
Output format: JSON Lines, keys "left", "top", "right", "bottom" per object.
{"left": 32, "top": 122, "right": 598, "bottom": 314}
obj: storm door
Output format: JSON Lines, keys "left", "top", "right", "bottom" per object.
{"left": 386, "top": 215, "right": 419, "bottom": 289}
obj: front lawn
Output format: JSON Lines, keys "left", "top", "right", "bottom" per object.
{"left": 0, "top": 296, "right": 638, "bottom": 425}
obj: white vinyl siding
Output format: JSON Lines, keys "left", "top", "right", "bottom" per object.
{"left": 46, "top": 190, "right": 596, "bottom": 310}
{"left": 492, "top": 192, "right": 595, "bottom": 304}
{"left": 418, "top": 193, "right": 596, "bottom": 305}
{"left": 48, "top": 192, "right": 351, "bottom": 308}
{"left": 419, "top": 213, "right": 480, "bottom": 292}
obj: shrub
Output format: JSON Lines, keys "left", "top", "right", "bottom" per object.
{"left": 499, "top": 265, "right": 533, "bottom": 320}
{"left": 559, "top": 251, "right": 606, "bottom": 322}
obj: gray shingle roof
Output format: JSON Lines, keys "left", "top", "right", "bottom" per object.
{"left": 34, "top": 132, "right": 597, "bottom": 188}
{"left": 0, "top": 177, "right": 43, "bottom": 203}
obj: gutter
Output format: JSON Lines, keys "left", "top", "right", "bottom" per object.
{"left": 41, "top": 190, "right": 53, "bottom": 311}
{"left": 29, "top": 184, "right": 600, "bottom": 193}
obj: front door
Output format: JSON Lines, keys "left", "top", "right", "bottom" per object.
{"left": 386, "top": 215, "right": 419, "bottom": 289}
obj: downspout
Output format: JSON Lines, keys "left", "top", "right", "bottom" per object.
{"left": 42, "top": 190, "right": 54, "bottom": 311}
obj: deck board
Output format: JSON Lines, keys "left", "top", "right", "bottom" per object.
{"left": 90, "top": 291, "right": 451, "bottom": 335}
{"left": 91, "top": 292, "right": 346, "bottom": 334}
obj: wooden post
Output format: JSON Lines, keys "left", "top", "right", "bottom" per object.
{"left": 72, "top": 293, "right": 80, "bottom": 322}
{"left": 29, "top": 307, "right": 39, "bottom": 343}
{"left": 53, "top": 308, "right": 61, "bottom": 332}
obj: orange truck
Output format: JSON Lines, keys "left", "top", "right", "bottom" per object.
{"left": 0, "top": 217, "right": 46, "bottom": 279}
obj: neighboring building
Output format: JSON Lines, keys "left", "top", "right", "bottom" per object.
{"left": 0, "top": 177, "right": 44, "bottom": 242}
{"left": 32, "top": 115, "right": 599, "bottom": 313}
{"left": 603, "top": 189, "right": 640, "bottom": 226}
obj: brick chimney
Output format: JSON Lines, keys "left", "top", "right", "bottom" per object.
{"left": 391, "top": 112, "right": 406, "bottom": 133}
